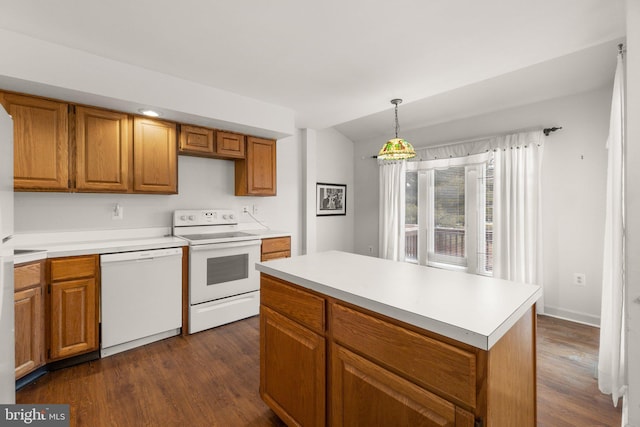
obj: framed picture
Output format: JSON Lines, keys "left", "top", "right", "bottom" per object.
{"left": 316, "top": 183, "right": 347, "bottom": 216}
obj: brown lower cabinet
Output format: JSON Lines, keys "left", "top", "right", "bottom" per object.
{"left": 15, "top": 255, "right": 100, "bottom": 379}
{"left": 260, "top": 274, "right": 536, "bottom": 427}
{"left": 332, "top": 344, "right": 474, "bottom": 427}
{"left": 260, "top": 236, "right": 291, "bottom": 262}
{"left": 261, "top": 306, "right": 325, "bottom": 427}
{"left": 14, "top": 260, "right": 46, "bottom": 379}
{"left": 48, "top": 255, "right": 99, "bottom": 361}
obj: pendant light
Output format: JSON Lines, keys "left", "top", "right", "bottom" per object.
{"left": 377, "top": 98, "right": 416, "bottom": 160}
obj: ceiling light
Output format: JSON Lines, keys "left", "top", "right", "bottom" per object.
{"left": 139, "top": 109, "right": 160, "bottom": 117}
{"left": 377, "top": 99, "right": 416, "bottom": 160}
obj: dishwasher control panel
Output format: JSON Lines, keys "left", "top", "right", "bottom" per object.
{"left": 173, "top": 209, "right": 238, "bottom": 227}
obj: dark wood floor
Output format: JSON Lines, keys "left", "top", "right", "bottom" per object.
{"left": 17, "top": 315, "right": 621, "bottom": 426}
{"left": 536, "top": 315, "right": 621, "bottom": 427}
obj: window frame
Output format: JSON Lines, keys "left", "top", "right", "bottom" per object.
{"left": 406, "top": 152, "right": 493, "bottom": 276}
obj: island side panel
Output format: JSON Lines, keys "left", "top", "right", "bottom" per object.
{"left": 486, "top": 306, "right": 537, "bottom": 426}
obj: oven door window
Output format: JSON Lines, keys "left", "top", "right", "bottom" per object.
{"left": 206, "top": 254, "right": 248, "bottom": 285}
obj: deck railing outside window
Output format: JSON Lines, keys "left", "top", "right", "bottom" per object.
{"left": 405, "top": 224, "right": 493, "bottom": 272}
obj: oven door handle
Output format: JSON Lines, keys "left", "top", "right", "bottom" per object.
{"left": 190, "top": 240, "right": 261, "bottom": 251}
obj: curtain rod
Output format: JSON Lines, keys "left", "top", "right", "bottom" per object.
{"left": 543, "top": 126, "right": 562, "bottom": 136}
{"left": 370, "top": 126, "right": 562, "bottom": 158}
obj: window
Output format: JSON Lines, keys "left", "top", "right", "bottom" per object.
{"left": 405, "top": 160, "right": 493, "bottom": 276}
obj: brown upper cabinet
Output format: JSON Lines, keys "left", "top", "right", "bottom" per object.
{"left": 0, "top": 92, "right": 69, "bottom": 191}
{"left": 75, "top": 106, "right": 131, "bottom": 192}
{"left": 133, "top": 117, "right": 178, "bottom": 194}
{"left": 2, "top": 90, "right": 275, "bottom": 196}
{"left": 179, "top": 125, "right": 245, "bottom": 160}
{"left": 179, "top": 124, "right": 214, "bottom": 157}
{"left": 216, "top": 131, "right": 245, "bottom": 159}
{"left": 235, "top": 136, "right": 276, "bottom": 196}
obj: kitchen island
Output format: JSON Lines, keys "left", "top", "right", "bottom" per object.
{"left": 256, "top": 250, "right": 542, "bottom": 427}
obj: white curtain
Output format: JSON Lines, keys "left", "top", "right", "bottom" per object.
{"left": 379, "top": 161, "right": 406, "bottom": 260}
{"left": 598, "top": 49, "right": 626, "bottom": 409}
{"left": 491, "top": 131, "right": 545, "bottom": 309}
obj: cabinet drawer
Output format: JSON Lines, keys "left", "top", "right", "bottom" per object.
{"left": 50, "top": 255, "right": 97, "bottom": 281}
{"left": 331, "top": 303, "right": 477, "bottom": 408}
{"left": 261, "top": 250, "right": 291, "bottom": 262}
{"left": 262, "top": 236, "right": 291, "bottom": 254}
{"left": 261, "top": 275, "right": 325, "bottom": 334}
{"left": 14, "top": 261, "right": 45, "bottom": 291}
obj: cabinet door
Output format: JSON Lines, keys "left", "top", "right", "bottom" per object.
{"left": 215, "top": 131, "right": 245, "bottom": 159}
{"left": 14, "top": 286, "right": 45, "bottom": 379}
{"left": 49, "top": 278, "right": 98, "bottom": 360}
{"left": 179, "top": 125, "right": 214, "bottom": 156}
{"left": 133, "top": 117, "right": 177, "bottom": 194}
{"left": 75, "top": 106, "right": 131, "bottom": 192}
{"left": 260, "top": 305, "right": 325, "bottom": 427}
{"left": 331, "top": 343, "right": 473, "bottom": 427}
{"left": 0, "top": 92, "right": 69, "bottom": 191}
{"left": 235, "top": 137, "right": 276, "bottom": 196}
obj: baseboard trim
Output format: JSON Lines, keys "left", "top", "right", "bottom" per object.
{"left": 542, "top": 305, "right": 600, "bottom": 327}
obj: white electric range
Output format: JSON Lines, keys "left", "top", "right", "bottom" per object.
{"left": 173, "top": 209, "right": 262, "bottom": 334}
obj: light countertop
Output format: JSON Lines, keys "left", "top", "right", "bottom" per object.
{"left": 13, "top": 227, "right": 291, "bottom": 264}
{"left": 256, "top": 250, "right": 542, "bottom": 350}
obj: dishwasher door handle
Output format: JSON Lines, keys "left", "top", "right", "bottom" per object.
{"left": 101, "top": 247, "right": 183, "bottom": 264}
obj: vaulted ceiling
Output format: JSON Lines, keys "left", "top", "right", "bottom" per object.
{"left": 0, "top": 1, "right": 626, "bottom": 141}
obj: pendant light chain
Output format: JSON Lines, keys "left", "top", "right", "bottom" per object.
{"left": 394, "top": 103, "right": 399, "bottom": 138}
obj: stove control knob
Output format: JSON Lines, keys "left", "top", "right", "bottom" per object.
{"left": 180, "top": 215, "right": 187, "bottom": 221}
{"left": 188, "top": 215, "right": 195, "bottom": 221}
{"left": 229, "top": 214, "right": 235, "bottom": 220}
{"left": 222, "top": 214, "right": 229, "bottom": 220}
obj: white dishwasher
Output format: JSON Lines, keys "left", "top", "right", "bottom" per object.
{"left": 100, "top": 247, "right": 182, "bottom": 357}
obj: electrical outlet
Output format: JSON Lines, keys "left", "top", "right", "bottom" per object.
{"left": 368, "top": 245, "right": 374, "bottom": 254}
{"left": 573, "top": 273, "right": 586, "bottom": 287}
{"left": 242, "top": 206, "right": 250, "bottom": 214}
{"left": 112, "top": 203, "right": 123, "bottom": 220}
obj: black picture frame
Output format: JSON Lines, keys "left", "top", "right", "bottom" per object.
{"left": 316, "top": 183, "right": 346, "bottom": 216}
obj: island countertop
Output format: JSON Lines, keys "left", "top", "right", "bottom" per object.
{"left": 256, "top": 250, "right": 542, "bottom": 350}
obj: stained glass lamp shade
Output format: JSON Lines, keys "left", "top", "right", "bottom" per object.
{"left": 377, "top": 99, "right": 416, "bottom": 160}
{"left": 378, "top": 138, "right": 416, "bottom": 160}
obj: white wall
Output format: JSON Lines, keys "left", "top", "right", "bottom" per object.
{"left": 314, "top": 128, "right": 355, "bottom": 253}
{"left": 14, "top": 134, "right": 303, "bottom": 255}
{"left": 0, "top": 28, "right": 294, "bottom": 139}
{"left": 2, "top": 28, "right": 302, "bottom": 255}
{"left": 299, "top": 127, "right": 355, "bottom": 254}
{"left": 353, "top": 86, "right": 613, "bottom": 325}
{"left": 625, "top": 0, "right": 640, "bottom": 423}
